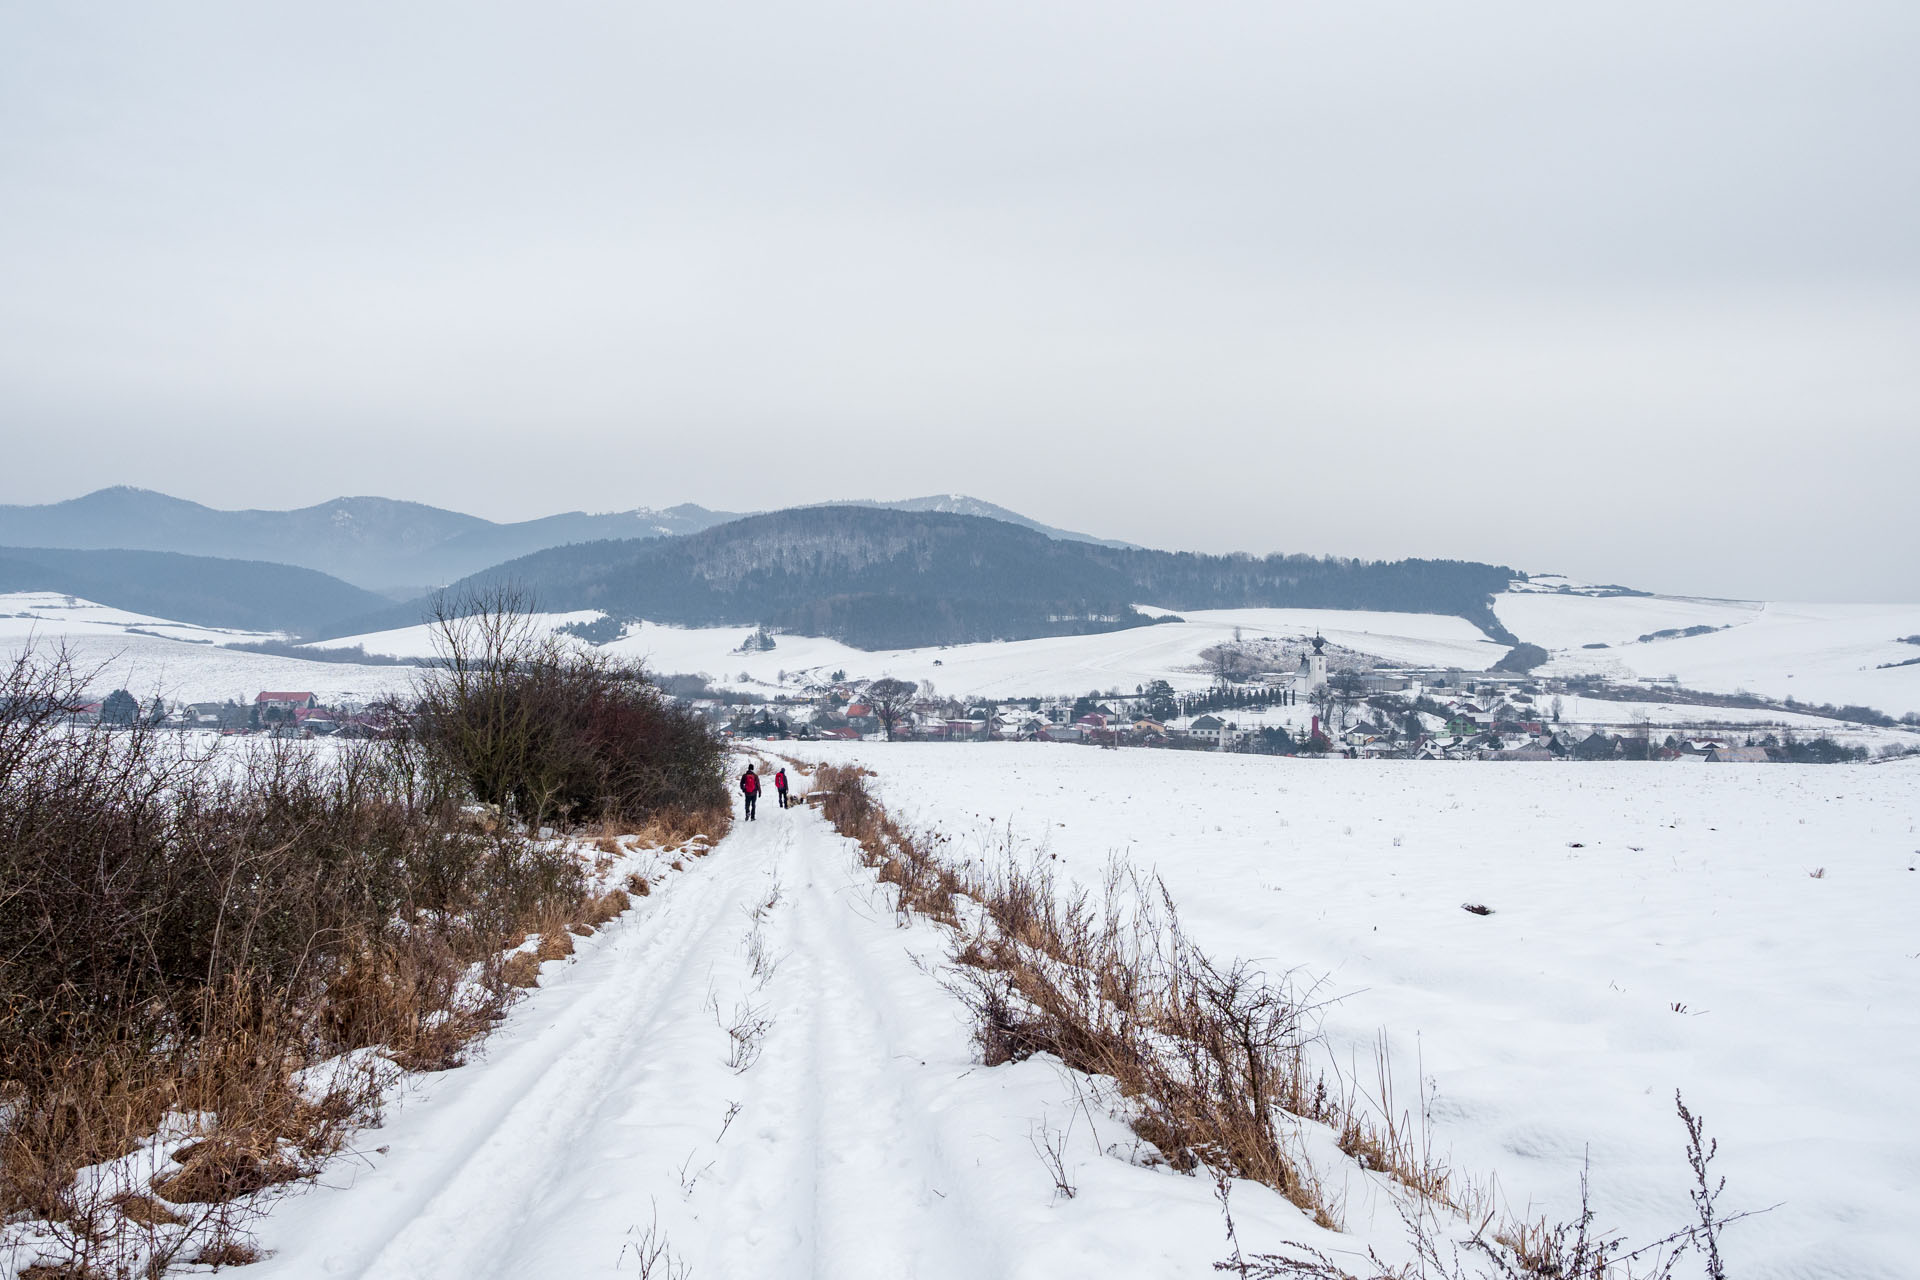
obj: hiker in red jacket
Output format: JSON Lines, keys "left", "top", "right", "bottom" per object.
{"left": 774, "top": 767, "right": 790, "bottom": 809}
{"left": 740, "top": 766, "right": 760, "bottom": 821}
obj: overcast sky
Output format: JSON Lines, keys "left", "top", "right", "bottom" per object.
{"left": 2, "top": 2, "right": 1915, "bottom": 600}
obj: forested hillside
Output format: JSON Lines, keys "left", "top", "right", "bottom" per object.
{"left": 333, "top": 507, "right": 1519, "bottom": 649}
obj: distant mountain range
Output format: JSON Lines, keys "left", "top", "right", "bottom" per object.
{"left": 0, "top": 489, "right": 1519, "bottom": 650}
{"left": 325, "top": 507, "right": 1517, "bottom": 650}
{"left": 0, "top": 488, "right": 741, "bottom": 593}
{"left": 0, "top": 488, "right": 1131, "bottom": 593}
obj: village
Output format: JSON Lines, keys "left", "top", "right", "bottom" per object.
{"left": 63, "top": 688, "right": 388, "bottom": 738}
{"left": 712, "top": 634, "right": 1901, "bottom": 763}
{"left": 56, "top": 631, "right": 1906, "bottom": 765}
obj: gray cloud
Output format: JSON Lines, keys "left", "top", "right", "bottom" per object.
{"left": 2, "top": 1, "right": 1915, "bottom": 599}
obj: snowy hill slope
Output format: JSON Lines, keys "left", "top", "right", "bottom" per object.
{"left": 0, "top": 592, "right": 419, "bottom": 705}
{"left": 1495, "top": 589, "right": 1920, "bottom": 717}
{"left": 318, "top": 605, "right": 1508, "bottom": 697}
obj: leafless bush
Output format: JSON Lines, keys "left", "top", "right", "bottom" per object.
{"left": 408, "top": 587, "right": 728, "bottom": 829}
{"left": 0, "top": 644, "right": 605, "bottom": 1276}
{"left": 619, "top": 1205, "right": 691, "bottom": 1280}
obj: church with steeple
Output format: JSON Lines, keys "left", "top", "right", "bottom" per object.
{"left": 1295, "top": 633, "right": 1329, "bottom": 693}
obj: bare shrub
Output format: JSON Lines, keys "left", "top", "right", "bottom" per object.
{"left": 0, "top": 644, "right": 599, "bottom": 1274}
{"left": 408, "top": 587, "right": 729, "bottom": 829}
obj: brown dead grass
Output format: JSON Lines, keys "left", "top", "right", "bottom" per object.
{"left": 110, "top": 1193, "right": 185, "bottom": 1227}
{"left": 630, "top": 805, "right": 730, "bottom": 850}
{"left": 151, "top": 1137, "right": 303, "bottom": 1205}
{"left": 499, "top": 952, "right": 543, "bottom": 989}
{"left": 586, "top": 888, "right": 631, "bottom": 926}
{"left": 535, "top": 931, "right": 575, "bottom": 963}
{"left": 191, "top": 1236, "right": 262, "bottom": 1267}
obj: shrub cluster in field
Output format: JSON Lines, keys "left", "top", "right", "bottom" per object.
{"left": 0, "top": 595, "right": 729, "bottom": 1276}
{"left": 408, "top": 590, "right": 728, "bottom": 827}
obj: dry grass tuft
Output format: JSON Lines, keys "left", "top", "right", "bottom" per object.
{"left": 110, "top": 1193, "right": 184, "bottom": 1227}
{"left": 630, "top": 805, "right": 730, "bottom": 850}
{"left": 626, "top": 872, "right": 653, "bottom": 896}
{"left": 535, "top": 931, "right": 575, "bottom": 963}
{"left": 151, "top": 1137, "right": 303, "bottom": 1205}
{"left": 586, "top": 888, "right": 631, "bottom": 926}
{"left": 191, "top": 1236, "right": 262, "bottom": 1267}
{"left": 499, "top": 952, "right": 543, "bottom": 989}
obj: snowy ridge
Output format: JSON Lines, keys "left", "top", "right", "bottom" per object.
{"left": 1494, "top": 591, "right": 1920, "bottom": 717}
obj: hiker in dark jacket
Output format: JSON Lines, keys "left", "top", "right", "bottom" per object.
{"left": 740, "top": 767, "right": 760, "bottom": 820}
{"left": 774, "top": 767, "right": 790, "bottom": 809}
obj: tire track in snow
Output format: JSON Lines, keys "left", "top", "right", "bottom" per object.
{"left": 704, "top": 826, "right": 1000, "bottom": 1279}
{"left": 252, "top": 829, "right": 774, "bottom": 1280}
{"left": 256, "top": 806, "right": 1027, "bottom": 1280}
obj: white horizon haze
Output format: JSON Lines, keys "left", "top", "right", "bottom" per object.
{"left": 2, "top": 2, "right": 1916, "bottom": 601}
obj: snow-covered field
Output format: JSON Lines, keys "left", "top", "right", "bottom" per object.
{"left": 0, "top": 593, "right": 418, "bottom": 705}
{"left": 323, "top": 606, "right": 1508, "bottom": 698}
{"left": 800, "top": 742, "right": 1920, "bottom": 1280}
{"left": 1495, "top": 591, "right": 1920, "bottom": 718}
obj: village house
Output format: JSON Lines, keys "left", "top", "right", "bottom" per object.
{"left": 1187, "top": 714, "right": 1242, "bottom": 750}
{"left": 255, "top": 691, "right": 317, "bottom": 722}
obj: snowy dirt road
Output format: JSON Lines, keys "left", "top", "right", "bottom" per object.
{"left": 246, "top": 787, "right": 1329, "bottom": 1279}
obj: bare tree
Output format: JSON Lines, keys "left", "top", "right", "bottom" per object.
{"left": 864, "top": 677, "right": 918, "bottom": 741}
{"left": 1309, "top": 681, "right": 1336, "bottom": 734}
{"left": 1330, "top": 670, "right": 1366, "bottom": 731}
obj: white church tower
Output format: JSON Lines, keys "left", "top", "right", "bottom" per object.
{"left": 1296, "top": 633, "right": 1329, "bottom": 693}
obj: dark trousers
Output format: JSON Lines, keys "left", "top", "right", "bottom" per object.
{"left": 743, "top": 792, "right": 757, "bottom": 820}
{"left": 777, "top": 789, "right": 789, "bottom": 809}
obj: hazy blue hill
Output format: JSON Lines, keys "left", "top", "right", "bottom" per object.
{"left": 0, "top": 489, "right": 746, "bottom": 591}
{"left": 393, "top": 504, "right": 742, "bottom": 587}
{"left": 0, "top": 489, "right": 492, "bottom": 589}
{"left": 0, "top": 546, "right": 395, "bottom": 636}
